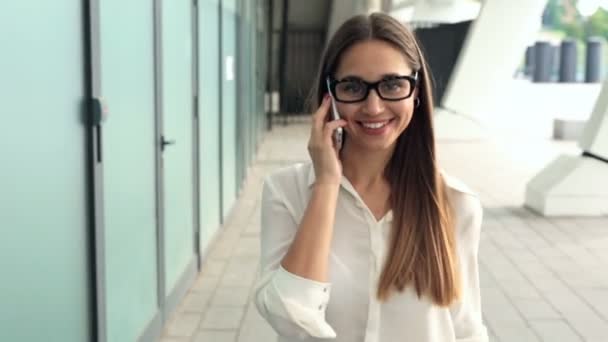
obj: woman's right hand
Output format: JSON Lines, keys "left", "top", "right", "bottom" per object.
{"left": 307, "top": 95, "right": 348, "bottom": 186}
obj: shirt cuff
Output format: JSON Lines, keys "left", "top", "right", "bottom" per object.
{"left": 270, "top": 265, "right": 336, "bottom": 338}
{"left": 275, "top": 265, "right": 331, "bottom": 306}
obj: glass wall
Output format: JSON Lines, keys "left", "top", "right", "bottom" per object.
{"left": 98, "top": 0, "right": 159, "bottom": 340}
{"left": 199, "top": 0, "right": 223, "bottom": 252}
{"left": 221, "top": 0, "right": 239, "bottom": 219}
{"left": 161, "top": 0, "right": 197, "bottom": 298}
{"left": 0, "top": 2, "right": 92, "bottom": 341}
{"left": 0, "top": 0, "right": 268, "bottom": 340}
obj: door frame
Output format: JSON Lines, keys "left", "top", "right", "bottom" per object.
{"left": 84, "top": 0, "right": 106, "bottom": 340}
{"left": 151, "top": 0, "right": 200, "bottom": 327}
{"left": 192, "top": 0, "right": 202, "bottom": 270}
{"left": 235, "top": 0, "right": 244, "bottom": 192}
{"left": 218, "top": 0, "right": 225, "bottom": 222}
{"left": 152, "top": 0, "right": 167, "bottom": 325}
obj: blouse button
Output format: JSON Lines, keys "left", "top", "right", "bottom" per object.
{"left": 318, "top": 304, "right": 324, "bottom": 310}
{"left": 323, "top": 287, "right": 328, "bottom": 293}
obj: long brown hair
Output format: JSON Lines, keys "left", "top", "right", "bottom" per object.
{"left": 309, "top": 13, "right": 460, "bottom": 306}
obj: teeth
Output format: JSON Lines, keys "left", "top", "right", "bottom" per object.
{"left": 362, "top": 121, "right": 389, "bottom": 129}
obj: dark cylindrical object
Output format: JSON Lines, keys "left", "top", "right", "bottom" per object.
{"left": 533, "top": 41, "right": 553, "bottom": 83}
{"left": 551, "top": 44, "right": 560, "bottom": 81}
{"left": 525, "top": 46, "right": 535, "bottom": 77}
{"left": 266, "top": 0, "right": 274, "bottom": 130}
{"left": 278, "top": 0, "right": 289, "bottom": 124}
{"left": 585, "top": 37, "right": 603, "bottom": 83}
{"left": 559, "top": 39, "right": 577, "bottom": 82}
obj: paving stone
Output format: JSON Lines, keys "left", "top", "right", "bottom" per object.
{"left": 238, "top": 302, "right": 278, "bottom": 342}
{"left": 180, "top": 291, "right": 212, "bottom": 313}
{"left": 220, "top": 269, "right": 257, "bottom": 288}
{"left": 191, "top": 275, "right": 221, "bottom": 293}
{"left": 487, "top": 329, "right": 500, "bottom": 342}
{"left": 243, "top": 223, "right": 261, "bottom": 236}
{"left": 530, "top": 320, "right": 583, "bottom": 342}
{"left": 208, "top": 240, "right": 237, "bottom": 260}
{"left": 576, "top": 288, "right": 608, "bottom": 322}
{"left": 483, "top": 288, "right": 526, "bottom": 325}
{"left": 211, "top": 286, "right": 251, "bottom": 307}
{"left": 512, "top": 298, "right": 562, "bottom": 320}
{"left": 220, "top": 258, "right": 258, "bottom": 287}
{"left": 500, "top": 279, "right": 543, "bottom": 300}
{"left": 159, "top": 338, "right": 189, "bottom": 342}
{"left": 548, "top": 294, "right": 608, "bottom": 341}
{"left": 488, "top": 321, "right": 540, "bottom": 342}
{"left": 201, "top": 259, "right": 227, "bottom": 278}
{"left": 502, "top": 248, "right": 540, "bottom": 263}
{"left": 163, "top": 313, "right": 201, "bottom": 338}
{"left": 192, "top": 330, "right": 237, "bottom": 342}
{"left": 233, "top": 237, "right": 261, "bottom": 257}
{"left": 201, "top": 307, "right": 245, "bottom": 330}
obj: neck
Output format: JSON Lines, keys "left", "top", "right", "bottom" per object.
{"left": 340, "top": 140, "right": 395, "bottom": 190}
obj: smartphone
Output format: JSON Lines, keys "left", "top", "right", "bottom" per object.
{"left": 325, "top": 77, "right": 344, "bottom": 151}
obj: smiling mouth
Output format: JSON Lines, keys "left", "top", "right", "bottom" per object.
{"left": 357, "top": 118, "right": 395, "bottom": 129}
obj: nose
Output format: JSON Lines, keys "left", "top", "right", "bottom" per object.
{"left": 362, "top": 88, "right": 384, "bottom": 116}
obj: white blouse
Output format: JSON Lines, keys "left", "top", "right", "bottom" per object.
{"left": 254, "top": 162, "right": 489, "bottom": 342}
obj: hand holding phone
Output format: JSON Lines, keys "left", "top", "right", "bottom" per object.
{"left": 325, "top": 77, "right": 344, "bottom": 151}
{"left": 308, "top": 85, "right": 346, "bottom": 186}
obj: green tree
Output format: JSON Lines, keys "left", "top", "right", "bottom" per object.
{"left": 562, "top": 20, "right": 585, "bottom": 39}
{"left": 587, "top": 8, "right": 608, "bottom": 40}
{"left": 543, "top": 0, "right": 564, "bottom": 28}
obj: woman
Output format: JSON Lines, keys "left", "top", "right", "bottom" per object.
{"left": 254, "top": 12, "right": 488, "bottom": 342}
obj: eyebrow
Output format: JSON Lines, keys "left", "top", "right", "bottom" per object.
{"left": 339, "top": 73, "right": 410, "bottom": 81}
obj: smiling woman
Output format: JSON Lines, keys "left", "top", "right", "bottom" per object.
{"left": 254, "top": 12, "right": 489, "bottom": 342}
{"left": 323, "top": 39, "right": 419, "bottom": 151}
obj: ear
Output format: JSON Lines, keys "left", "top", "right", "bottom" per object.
{"left": 412, "top": 88, "right": 420, "bottom": 104}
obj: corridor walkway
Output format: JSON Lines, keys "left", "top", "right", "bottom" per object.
{"left": 161, "top": 113, "right": 608, "bottom": 342}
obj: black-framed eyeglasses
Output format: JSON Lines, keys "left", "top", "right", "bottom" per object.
{"left": 327, "top": 72, "right": 418, "bottom": 103}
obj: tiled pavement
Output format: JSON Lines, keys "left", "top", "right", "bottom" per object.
{"left": 160, "top": 113, "right": 608, "bottom": 342}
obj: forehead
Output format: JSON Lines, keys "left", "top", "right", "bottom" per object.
{"left": 334, "top": 39, "right": 412, "bottom": 80}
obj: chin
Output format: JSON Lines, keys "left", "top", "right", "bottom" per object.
{"left": 358, "top": 137, "right": 398, "bottom": 152}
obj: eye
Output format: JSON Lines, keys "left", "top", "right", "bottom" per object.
{"left": 380, "top": 79, "right": 407, "bottom": 93}
{"left": 338, "top": 81, "right": 365, "bottom": 94}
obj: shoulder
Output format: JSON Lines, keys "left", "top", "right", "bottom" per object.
{"left": 441, "top": 170, "right": 481, "bottom": 214}
{"left": 262, "top": 162, "right": 312, "bottom": 205}
{"left": 440, "top": 170, "right": 478, "bottom": 198}
{"left": 440, "top": 170, "right": 483, "bottom": 243}
{"left": 263, "top": 162, "right": 312, "bottom": 191}
{"left": 262, "top": 162, "right": 313, "bottom": 222}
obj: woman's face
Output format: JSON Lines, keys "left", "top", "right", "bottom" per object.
{"left": 333, "top": 39, "right": 416, "bottom": 152}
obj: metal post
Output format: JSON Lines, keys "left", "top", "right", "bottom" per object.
{"left": 278, "top": 0, "right": 289, "bottom": 125}
{"left": 559, "top": 39, "right": 577, "bottom": 83}
{"left": 266, "top": 0, "right": 273, "bottom": 130}
{"left": 585, "top": 37, "right": 603, "bottom": 83}
{"left": 525, "top": 45, "right": 535, "bottom": 78}
{"left": 533, "top": 41, "right": 552, "bottom": 83}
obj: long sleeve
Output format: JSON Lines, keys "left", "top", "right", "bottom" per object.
{"left": 449, "top": 195, "right": 489, "bottom": 342}
{"left": 253, "top": 175, "right": 337, "bottom": 339}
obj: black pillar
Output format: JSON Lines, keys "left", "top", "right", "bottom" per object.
{"left": 585, "top": 37, "right": 603, "bottom": 83}
{"left": 533, "top": 41, "right": 553, "bottom": 83}
{"left": 266, "top": 0, "right": 273, "bottom": 130}
{"left": 559, "top": 39, "right": 577, "bottom": 83}
{"left": 525, "top": 45, "right": 535, "bottom": 78}
{"left": 278, "top": 0, "right": 289, "bottom": 125}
